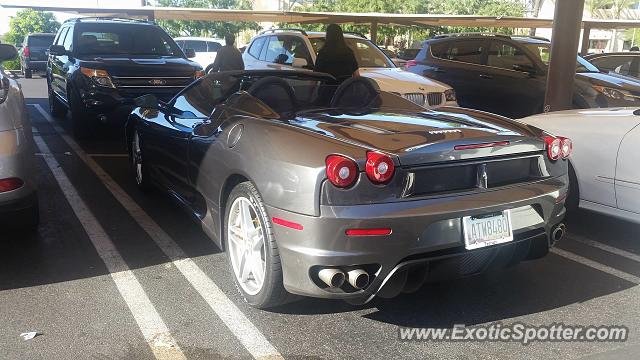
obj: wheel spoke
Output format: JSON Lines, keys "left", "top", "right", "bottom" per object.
{"left": 251, "top": 255, "right": 264, "bottom": 285}
{"left": 240, "top": 253, "right": 252, "bottom": 282}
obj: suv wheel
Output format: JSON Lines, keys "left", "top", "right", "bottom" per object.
{"left": 24, "top": 68, "right": 32, "bottom": 79}
{"left": 68, "top": 87, "right": 92, "bottom": 139}
{"left": 48, "top": 84, "right": 66, "bottom": 118}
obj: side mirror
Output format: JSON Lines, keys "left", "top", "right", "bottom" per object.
{"left": 49, "top": 45, "right": 67, "bottom": 56}
{"left": 185, "top": 48, "right": 196, "bottom": 58}
{"left": 134, "top": 94, "right": 159, "bottom": 110}
{"left": 513, "top": 63, "right": 536, "bottom": 75}
{"left": 292, "top": 57, "right": 308, "bottom": 68}
{"left": 0, "top": 44, "right": 18, "bottom": 62}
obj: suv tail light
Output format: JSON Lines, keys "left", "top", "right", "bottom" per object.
{"left": 23, "top": 46, "right": 30, "bottom": 58}
{"left": 543, "top": 135, "right": 562, "bottom": 161}
{"left": 365, "top": 152, "right": 395, "bottom": 184}
{"left": 326, "top": 155, "right": 358, "bottom": 188}
{"left": 559, "top": 137, "right": 572, "bottom": 158}
{"left": 404, "top": 60, "right": 417, "bottom": 70}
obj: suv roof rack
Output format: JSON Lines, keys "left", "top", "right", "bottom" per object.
{"left": 343, "top": 31, "right": 367, "bottom": 39}
{"left": 260, "top": 28, "right": 308, "bottom": 36}
{"left": 432, "top": 32, "right": 512, "bottom": 40}
{"left": 64, "top": 17, "right": 154, "bottom": 24}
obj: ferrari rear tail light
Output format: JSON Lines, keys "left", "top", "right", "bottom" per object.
{"left": 404, "top": 60, "right": 417, "bottom": 70}
{"left": 559, "top": 137, "right": 573, "bottom": 158}
{"left": 326, "top": 154, "right": 358, "bottom": 188}
{"left": 543, "top": 135, "right": 562, "bottom": 161}
{"left": 23, "top": 46, "right": 30, "bottom": 58}
{"left": 365, "top": 152, "right": 395, "bottom": 184}
{"left": 0, "top": 177, "right": 24, "bottom": 193}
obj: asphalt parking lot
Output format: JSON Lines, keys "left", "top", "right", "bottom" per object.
{"left": 1, "top": 74, "right": 640, "bottom": 360}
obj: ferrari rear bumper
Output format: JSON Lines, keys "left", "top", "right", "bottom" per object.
{"left": 267, "top": 175, "right": 568, "bottom": 302}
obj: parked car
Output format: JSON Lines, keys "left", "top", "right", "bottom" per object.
{"left": 584, "top": 52, "right": 640, "bottom": 79}
{"left": 126, "top": 70, "right": 570, "bottom": 308}
{"left": 405, "top": 33, "right": 640, "bottom": 118}
{"left": 0, "top": 44, "right": 38, "bottom": 228}
{"left": 242, "top": 29, "right": 457, "bottom": 109}
{"left": 522, "top": 107, "right": 640, "bottom": 223}
{"left": 381, "top": 48, "right": 406, "bottom": 67}
{"left": 19, "top": 33, "right": 55, "bottom": 79}
{"left": 175, "top": 36, "right": 224, "bottom": 73}
{"left": 397, "top": 48, "right": 420, "bottom": 61}
{"left": 47, "top": 17, "right": 203, "bottom": 138}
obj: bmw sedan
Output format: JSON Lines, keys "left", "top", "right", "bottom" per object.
{"left": 126, "top": 70, "right": 570, "bottom": 308}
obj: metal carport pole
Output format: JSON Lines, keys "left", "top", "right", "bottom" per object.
{"left": 543, "top": 0, "right": 585, "bottom": 113}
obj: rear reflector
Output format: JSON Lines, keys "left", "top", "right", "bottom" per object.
{"left": 0, "top": 177, "right": 24, "bottom": 193}
{"left": 272, "top": 217, "right": 303, "bottom": 230}
{"left": 454, "top": 141, "right": 510, "bottom": 151}
{"left": 345, "top": 228, "right": 392, "bottom": 236}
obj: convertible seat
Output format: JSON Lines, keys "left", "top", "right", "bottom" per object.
{"left": 329, "top": 77, "right": 381, "bottom": 109}
{"left": 247, "top": 76, "right": 298, "bottom": 116}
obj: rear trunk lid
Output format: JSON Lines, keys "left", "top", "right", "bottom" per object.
{"left": 294, "top": 109, "right": 544, "bottom": 166}
{"left": 26, "top": 35, "right": 55, "bottom": 61}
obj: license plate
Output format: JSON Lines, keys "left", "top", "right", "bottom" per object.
{"left": 463, "top": 210, "right": 513, "bottom": 250}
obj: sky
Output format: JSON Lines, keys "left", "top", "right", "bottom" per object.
{"left": 0, "top": 0, "right": 147, "bottom": 35}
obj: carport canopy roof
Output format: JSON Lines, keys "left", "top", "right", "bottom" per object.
{"left": 3, "top": 4, "right": 640, "bottom": 29}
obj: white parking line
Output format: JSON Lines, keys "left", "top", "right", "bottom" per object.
{"left": 551, "top": 248, "right": 640, "bottom": 285}
{"left": 32, "top": 104, "right": 283, "bottom": 360}
{"left": 32, "top": 131, "right": 186, "bottom": 360}
{"left": 566, "top": 234, "right": 640, "bottom": 263}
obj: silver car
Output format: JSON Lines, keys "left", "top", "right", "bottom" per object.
{"left": 0, "top": 44, "right": 38, "bottom": 228}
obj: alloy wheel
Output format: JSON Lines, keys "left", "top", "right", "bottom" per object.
{"left": 227, "top": 196, "right": 267, "bottom": 296}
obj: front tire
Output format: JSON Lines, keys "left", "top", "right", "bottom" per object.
{"left": 130, "top": 130, "right": 152, "bottom": 191}
{"left": 48, "top": 84, "right": 67, "bottom": 118}
{"left": 68, "top": 87, "right": 92, "bottom": 139}
{"left": 224, "top": 181, "right": 289, "bottom": 308}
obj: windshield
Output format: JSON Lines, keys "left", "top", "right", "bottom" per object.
{"left": 310, "top": 37, "right": 395, "bottom": 68}
{"left": 523, "top": 43, "right": 600, "bottom": 73}
{"left": 75, "top": 24, "right": 183, "bottom": 57}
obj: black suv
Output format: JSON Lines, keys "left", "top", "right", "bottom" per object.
{"left": 406, "top": 33, "right": 640, "bottom": 118}
{"left": 19, "top": 33, "right": 55, "bottom": 78}
{"left": 47, "top": 18, "right": 203, "bottom": 137}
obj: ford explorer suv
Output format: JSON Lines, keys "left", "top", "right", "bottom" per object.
{"left": 19, "top": 33, "right": 55, "bottom": 79}
{"left": 242, "top": 29, "right": 457, "bottom": 109}
{"left": 405, "top": 33, "right": 640, "bottom": 118}
{"left": 47, "top": 17, "right": 203, "bottom": 138}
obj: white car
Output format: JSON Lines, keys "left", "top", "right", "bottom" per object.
{"left": 0, "top": 44, "right": 38, "bottom": 228}
{"left": 522, "top": 108, "right": 640, "bottom": 223}
{"left": 242, "top": 29, "right": 457, "bottom": 109}
{"left": 175, "top": 37, "right": 224, "bottom": 72}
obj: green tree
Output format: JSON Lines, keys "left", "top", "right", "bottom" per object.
{"left": 156, "top": 0, "right": 259, "bottom": 38}
{"left": 5, "top": 9, "right": 60, "bottom": 46}
{"left": 294, "top": 0, "right": 527, "bottom": 47}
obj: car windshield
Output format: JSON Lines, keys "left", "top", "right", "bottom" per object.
{"left": 523, "top": 43, "right": 600, "bottom": 73}
{"left": 310, "top": 37, "right": 395, "bottom": 68}
{"left": 28, "top": 35, "right": 55, "bottom": 47}
{"left": 75, "top": 24, "right": 183, "bottom": 57}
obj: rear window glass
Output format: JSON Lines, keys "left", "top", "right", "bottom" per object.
{"left": 431, "top": 40, "right": 485, "bottom": 65}
{"left": 184, "top": 40, "right": 206, "bottom": 52}
{"left": 29, "top": 36, "right": 55, "bottom": 47}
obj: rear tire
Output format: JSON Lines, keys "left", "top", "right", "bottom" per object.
{"left": 48, "top": 84, "right": 67, "bottom": 118}
{"left": 24, "top": 68, "right": 32, "bottom": 79}
{"left": 566, "top": 162, "right": 579, "bottom": 213}
{"left": 224, "top": 181, "right": 290, "bottom": 309}
{"left": 68, "top": 87, "right": 92, "bottom": 139}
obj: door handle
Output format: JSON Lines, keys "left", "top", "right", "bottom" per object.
{"left": 479, "top": 74, "right": 493, "bottom": 79}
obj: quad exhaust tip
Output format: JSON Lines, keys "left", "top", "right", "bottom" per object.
{"left": 552, "top": 223, "right": 566, "bottom": 242}
{"left": 318, "top": 268, "right": 345, "bottom": 288}
{"left": 347, "top": 269, "right": 370, "bottom": 290}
